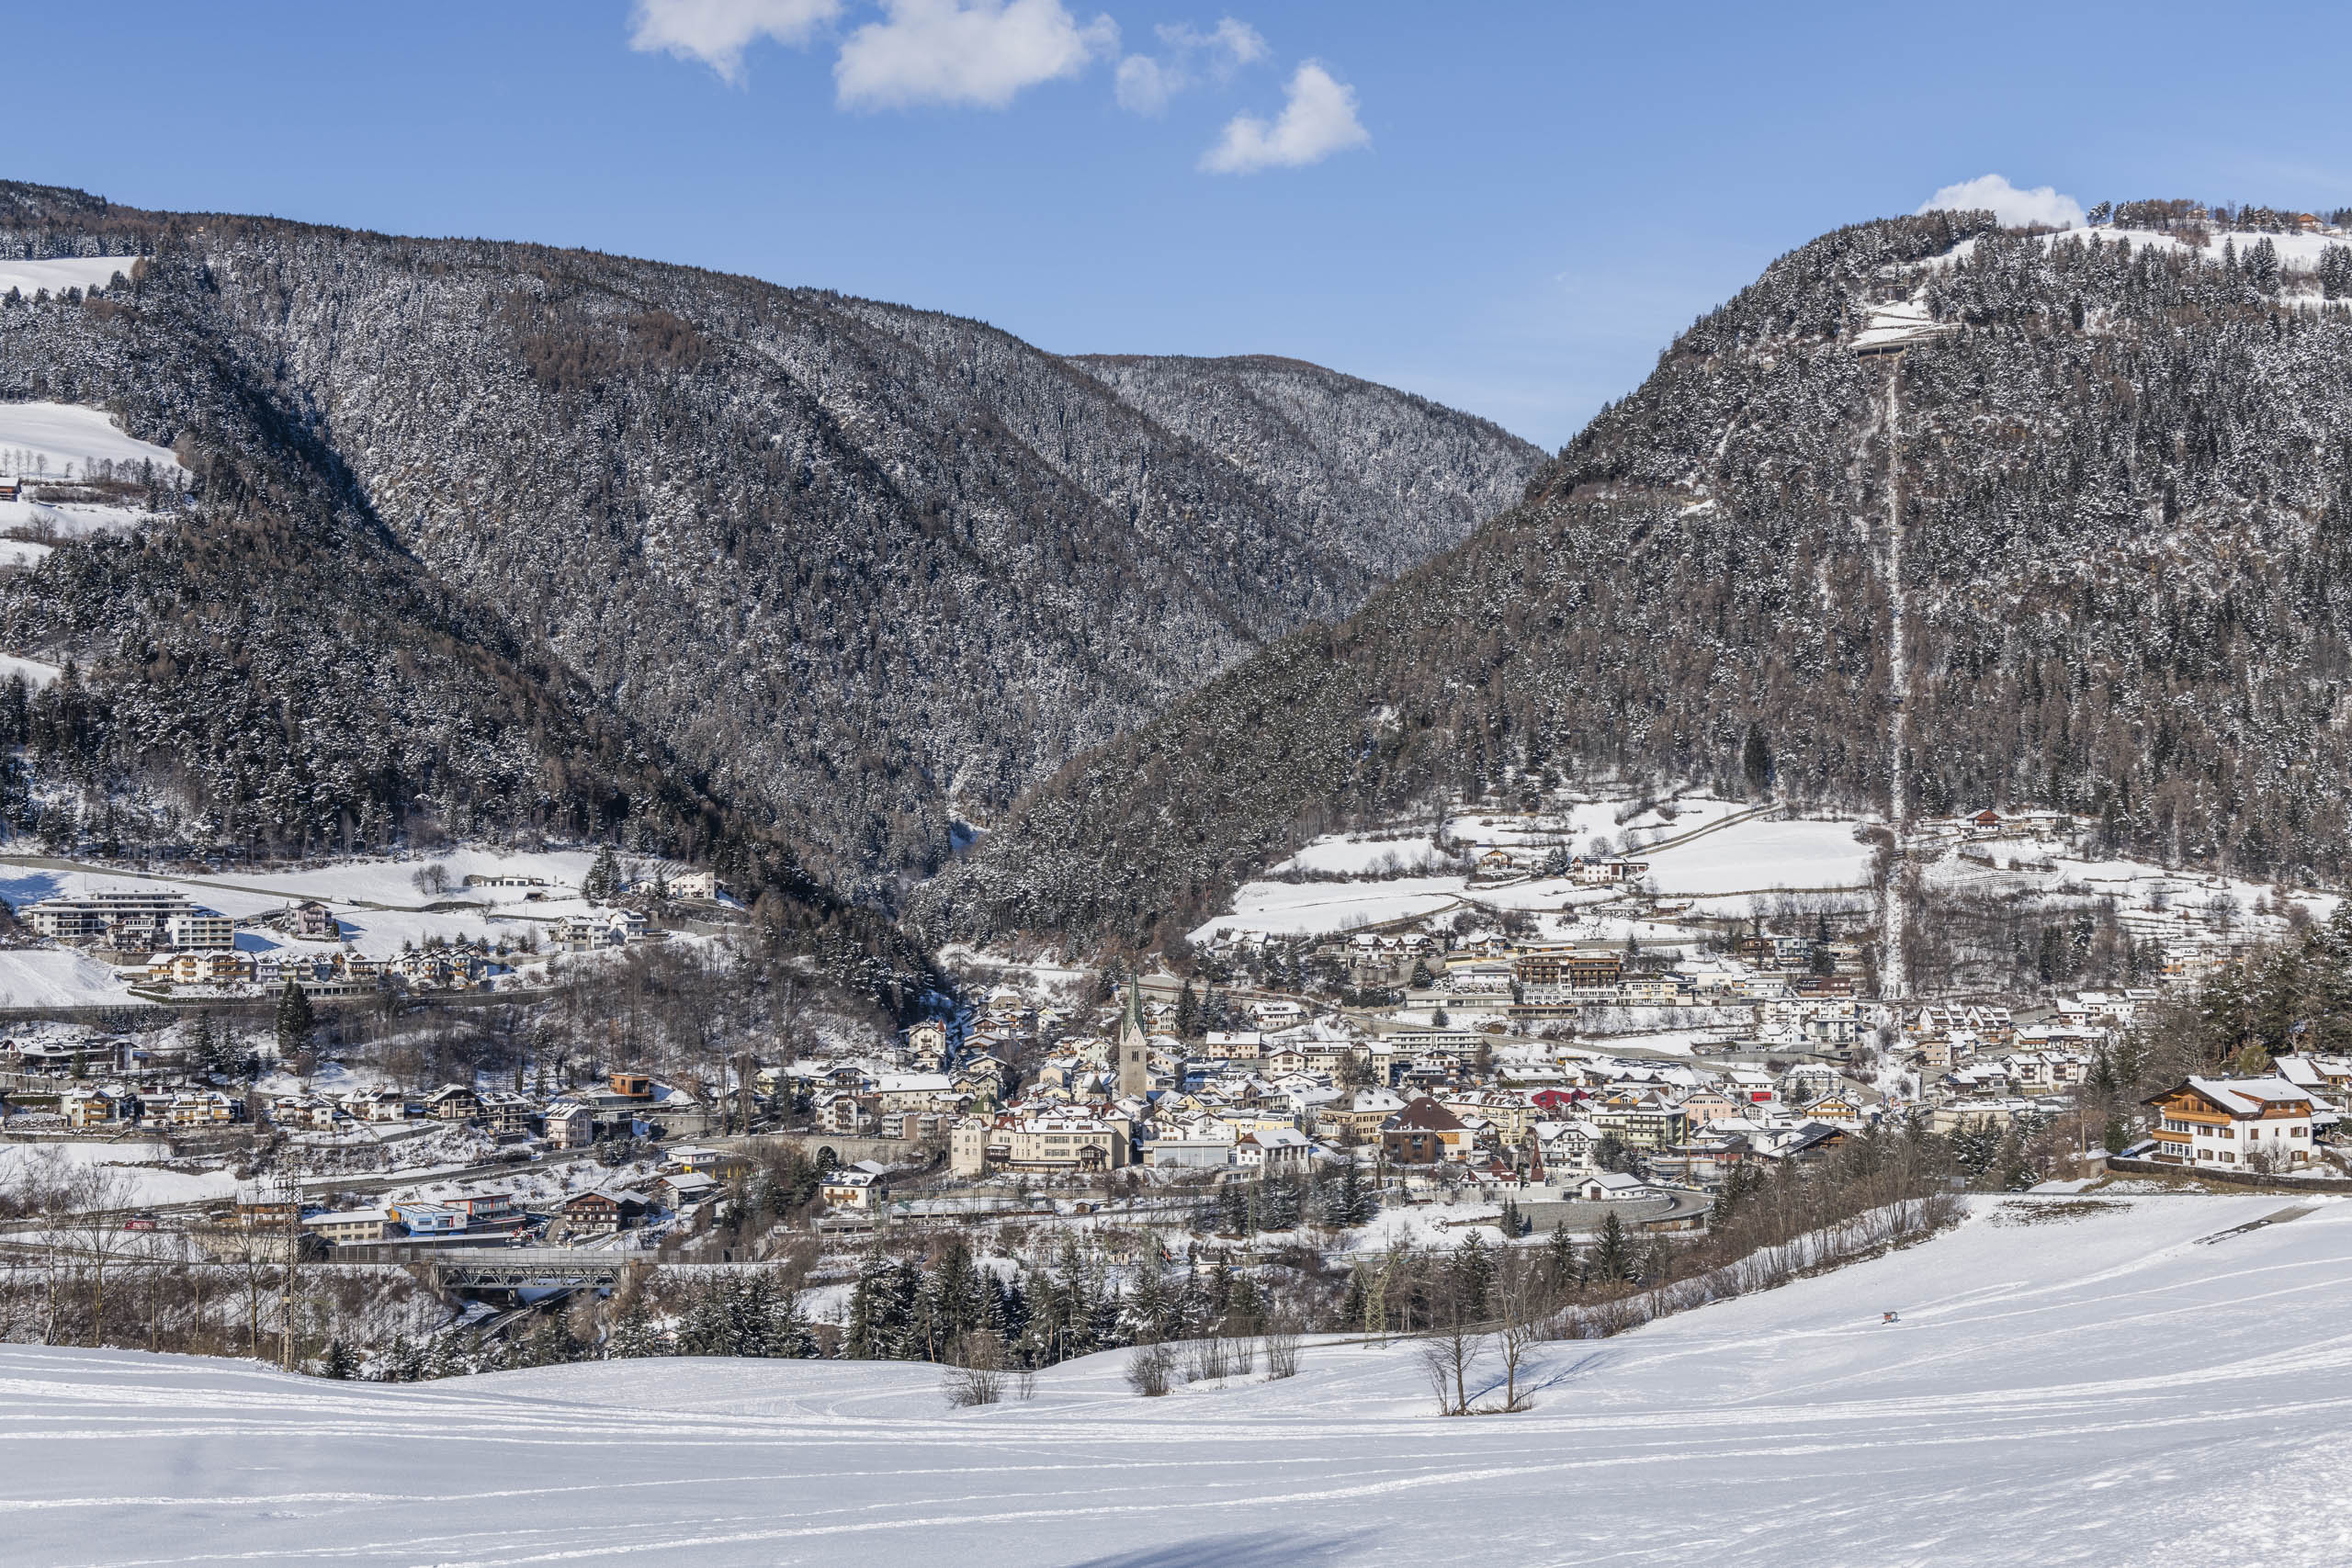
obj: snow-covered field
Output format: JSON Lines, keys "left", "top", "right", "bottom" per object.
{"left": 0, "top": 949, "right": 138, "bottom": 1008}
{"left": 1270, "top": 833, "right": 1452, "bottom": 876}
{"left": 0, "top": 257, "right": 139, "bottom": 300}
{"left": 0, "top": 652, "right": 62, "bottom": 688}
{"left": 1939, "top": 224, "right": 2347, "bottom": 276}
{"left": 1640, "top": 818, "right": 1876, "bottom": 896}
{"left": 6, "top": 1195, "right": 2350, "bottom": 1565}
{"left": 1196, "top": 807, "right": 1873, "bottom": 941}
{"left": 0, "top": 400, "right": 181, "bottom": 484}
{"left": 0, "top": 1141, "right": 238, "bottom": 1209}
{"left": 1191, "top": 875, "right": 1464, "bottom": 942}
{"left": 0, "top": 846, "right": 622, "bottom": 964}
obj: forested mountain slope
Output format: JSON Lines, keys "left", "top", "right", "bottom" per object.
{"left": 0, "top": 181, "right": 1540, "bottom": 914}
{"left": 1065, "top": 353, "right": 1543, "bottom": 582}
{"left": 0, "top": 189, "right": 946, "bottom": 1010}
{"left": 917, "top": 209, "right": 2352, "bottom": 952}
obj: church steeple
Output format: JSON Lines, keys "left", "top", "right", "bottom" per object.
{"left": 1116, "top": 979, "right": 1149, "bottom": 1099}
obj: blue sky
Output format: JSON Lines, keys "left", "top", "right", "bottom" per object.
{"left": 8, "top": 2, "right": 2351, "bottom": 447}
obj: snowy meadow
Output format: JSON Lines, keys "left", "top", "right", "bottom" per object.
{"left": 4, "top": 1194, "right": 2348, "bottom": 1567}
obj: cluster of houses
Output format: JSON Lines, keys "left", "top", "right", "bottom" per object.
{"left": 37, "top": 1060, "right": 705, "bottom": 1153}
{"left": 13, "top": 879, "right": 673, "bottom": 1002}
{"left": 916, "top": 985, "right": 1879, "bottom": 1192}
{"left": 61, "top": 1082, "right": 243, "bottom": 1131}
{"left": 261, "top": 1069, "right": 676, "bottom": 1145}
{"left": 129, "top": 941, "right": 514, "bottom": 998}
{"left": 893, "top": 953, "right": 2351, "bottom": 1199}
{"left": 292, "top": 1140, "right": 873, "bottom": 1251}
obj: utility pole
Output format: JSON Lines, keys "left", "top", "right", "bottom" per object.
{"left": 274, "top": 1175, "right": 300, "bottom": 1373}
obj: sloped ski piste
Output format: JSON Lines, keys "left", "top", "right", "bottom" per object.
{"left": 5, "top": 1193, "right": 2347, "bottom": 1567}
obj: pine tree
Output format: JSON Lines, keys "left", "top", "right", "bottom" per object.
{"left": 274, "top": 977, "right": 315, "bottom": 1060}
{"left": 842, "top": 1251, "right": 897, "bottom": 1359}
{"left": 1340, "top": 1266, "right": 1367, "bottom": 1329}
{"left": 1543, "top": 1223, "right": 1578, "bottom": 1296}
{"left": 1741, "top": 723, "right": 1774, "bottom": 797}
{"left": 608, "top": 1294, "right": 668, "bottom": 1359}
{"left": 1324, "top": 1159, "right": 1373, "bottom": 1227}
{"left": 1592, "top": 1210, "right": 1634, "bottom": 1282}
{"left": 582, "top": 845, "right": 622, "bottom": 904}
{"left": 1450, "top": 1231, "right": 1494, "bottom": 1317}
{"left": 387, "top": 1336, "right": 425, "bottom": 1382}
{"left": 1951, "top": 1120, "right": 2004, "bottom": 1182}
{"left": 424, "top": 1333, "right": 469, "bottom": 1381}
{"left": 2099, "top": 1111, "right": 2131, "bottom": 1156}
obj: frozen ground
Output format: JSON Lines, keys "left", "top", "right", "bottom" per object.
{"left": 0, "top": 1142, "right": 238, "bottom": 1209}
{"left": 0, "top": 400, "right": 182, "bottom": 484}
{"left": 0, "top": 949, "right": 137, "bottom": 1008}
{"left": 4, "top": 1195, "right": 2350, "bottom": 1565}
{"left": 1639, "top": 818, "right": 1875, "bottom": 895}
{"left": 0, "top": 847, "right": 613, "bottom": 962}
{"left": 1191, "top": 875, "right": 1464, "bottom": 943}
{"left": 0, "top": 652, "right": 63, "bottom": 688}
{"left": 1938, "top": 225, "right": 2347, "bottom": 279}
{"left": 1270, "top": 833, "right": 1452, "bottom": 876}
{"left": 0, "top": 258, "right": 140, "bottom": 300}
{"left": 1197, "top": 800, "right": 1871, "bottom": 942}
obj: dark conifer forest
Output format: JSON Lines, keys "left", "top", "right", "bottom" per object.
{"left": 920, "top": 211, "right": 2352, "bottom": 951}
{"left": 0, "top": 179, "right": 1541, "bottom": 1001}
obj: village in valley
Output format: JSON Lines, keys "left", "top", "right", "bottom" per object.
{"left": 0, "top": 780, "right": 2338, "bottom": 1379}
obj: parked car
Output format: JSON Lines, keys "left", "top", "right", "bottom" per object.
{"left": 122, "top": 1213, "right": 160, "bottom": 1231}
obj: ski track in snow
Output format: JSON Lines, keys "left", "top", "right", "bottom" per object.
{"left": 4, "top": 1196, "right": 2352, "bottom": 1564}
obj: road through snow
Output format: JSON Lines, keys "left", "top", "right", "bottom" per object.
{"left": 3, "top": 1195, "right": 2349, "bottom": 1566}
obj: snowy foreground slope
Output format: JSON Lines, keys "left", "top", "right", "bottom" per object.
{"left": 6, "top": 1196, "right": 2351, "bottom": 1567}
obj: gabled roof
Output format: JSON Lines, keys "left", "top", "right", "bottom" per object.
{"left": 2152, "top": 1076, "right": 2315, "bottom": 1117}
{"left": 1385, "top": 1096, "right": 1465, "bottom": 1132}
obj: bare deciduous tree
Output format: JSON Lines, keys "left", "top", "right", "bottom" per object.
{"left": 1125, "top": 1341, "right": 1174, "bottom": 1397}
{"left": 942, "top": 1330, "right": 1009, "bottom": 1408}
{"left": 1261, "top": 1316, "right": 1303, "bottom": 1381}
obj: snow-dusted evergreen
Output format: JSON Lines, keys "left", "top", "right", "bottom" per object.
{"left": 920, "top": 209, "right": 2352, "bottom": 950}
{"left": 0, "top": 181, "right": 1540, "bottom": 908}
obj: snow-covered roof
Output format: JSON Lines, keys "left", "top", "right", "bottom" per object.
{"left": 874, "top": 1073, "right": 954, "bottom": 1093}
{"left": 2184, "top": 1077, "right": 2312, "bottom": 1115}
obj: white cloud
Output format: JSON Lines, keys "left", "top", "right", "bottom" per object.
{"left": 1115, "top": 17, "right": 1267, "bottom": 115}
{"left": 1199, "top": 60, "right": 1368, "bottom": 174}
{"left": 628, "top": 0, "right": 842, "bottom": 85}
{"left": 835, "top": 0, "right": 1117, "bottom": 109}
{"left": 1917, "top": 175, "right": 2086, "bottom": 230}
{"left": 1115, "top": 53, "right": 1175, "bottom": 114}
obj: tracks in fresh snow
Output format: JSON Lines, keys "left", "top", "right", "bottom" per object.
{"left": 6, "top": 1199, "right": 2352, "bottom": 1567}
